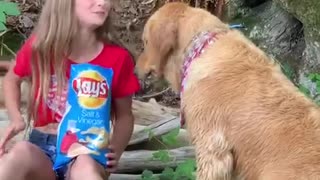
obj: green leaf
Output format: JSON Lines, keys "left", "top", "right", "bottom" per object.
{"left": 298, "top": 85, "right": 310, "bottom": 97}
{"left": 0, "top": 2, "right": 20, "bottom": 16}
{"left": 161, "top": 128, "right": 180, "bottom": 146}
{"left": 307, "top": 73, "right": 320, "bottom": 82}
{"left": 0, "top": 11, "right": 5, "bottom": 23}
{"left": 152, "top": 150, "right": 171, "bottom": 163}
{"left": 281, "top": 63, "right": 294, "bottom": 80}
{"left": 141, "top": 170, "right": 159, "bottom": 180}
{"left": 0, "top": 22, "right": 6, "bottom": 31}
{"left": 308, "top": 73, "right": 317, "bottom": 82}
{"left": 144, "top": 128, "right": 155, "bottom": 141}
{"left": 316, "top": 82, "right": 320, "bottom": 94}
{"left": 174, "top": 159, "right": 196, "bottom": 180}
{"left": 141, "top": 170, "right": 154, "bottom": 180}
{"left": 159, "top": 167, "right": 175, "bottom": 180}
{"left": 142, "top": 170, "right": 153, "bottom": 177}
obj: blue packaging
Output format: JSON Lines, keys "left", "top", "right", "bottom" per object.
{"left": 53, "top": 63, "right": 113, "bottom": 170}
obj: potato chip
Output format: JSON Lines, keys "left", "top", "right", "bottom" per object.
{"left": 67, "top": 142, "right": 100, "bottom": 158}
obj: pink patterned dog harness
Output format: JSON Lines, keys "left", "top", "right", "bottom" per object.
{"left": 180, "top": 31, "right": 221, "bottom": 127}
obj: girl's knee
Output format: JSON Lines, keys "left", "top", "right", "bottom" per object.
{"left": 7, "top": 141, "right": 36, "bottom": 160}
{"left": 73, "top": 155, "right": 101, "bottom": 170}
{"left": 0, "top": 141, "right": 38, "bottom": 177}
{"left": 1, "top": 141, "right": 56, "bottom": 180}
{"left": 68, "top": 155, "right": 106, "bottom": 179}
{"left": 7, "top": 141, "right": 51, "bottom": 168}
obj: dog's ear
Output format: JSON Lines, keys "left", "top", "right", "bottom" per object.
{"left": 148, "top": 20, "right": 178, "bottom": 76}
{"left": 149, "top": 20, "right": 177, "bottom": 56}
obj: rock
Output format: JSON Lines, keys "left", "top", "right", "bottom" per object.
{"left": 224, "top": 0, "right": 269, "bottom": 20}
{"left": 273, "top": 0, "right": 320, "bottom": 41}
{"left": 243, "top": 0, "right": 269, "bottom": 7}
{"left": 228, "top": 0, "right": 305, "bottom": 82}
{"left": 272, "top": 0, "right": 320, "bottom": 93}
{"left": 224, "top": 0, "right": 248, "bottom": 20}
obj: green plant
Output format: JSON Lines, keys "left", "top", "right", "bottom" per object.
{"left": 294, "top": 72, "right": 320, "bottom": 106}
{"left": 141, "top": 127, "right": 196, "bottom": 180}
{"left": 0, "top": 1, "right": 21, "bottom": 56}
{"left": 305, "top": 73, "right": 320, "bottom": 105}
{"left": 0, "top": 0, "right": 20, "bottom": 31}
{"left": 280, "top": 62, "right": 295, "bottom": 81}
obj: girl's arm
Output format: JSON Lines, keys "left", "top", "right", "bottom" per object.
{"left": 3, "top": 62, "right": 25, "bottom": 125}
{"left": 0, "top": 37, "right": 33, "bottom": 154}
{"left": 0, "top": 62, "right": 26, "bottom": 155}
{"left": 109, "top": 95, "right": 135, "bottom": 160}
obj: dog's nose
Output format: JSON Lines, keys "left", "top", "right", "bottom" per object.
{"left": 146, "top": 71, "right": 152, "bottom": 78}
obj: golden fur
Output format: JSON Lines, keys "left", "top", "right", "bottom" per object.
{"left": 136, "top": 2, "right": 320, "bottom": 180}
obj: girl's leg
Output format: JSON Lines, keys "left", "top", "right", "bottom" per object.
{"left": 0, "top": 141, "right": 56, "bottom": 180}
{"left": 67, "top": 155, "right": 108, "bottom": 180}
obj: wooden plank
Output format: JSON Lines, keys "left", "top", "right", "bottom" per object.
{"left": 132, "top": 98, "right": 179, "bottom": 126}
{"left": 109, "top": 173, "right": 159, "bottom": 180}
{"left": 109, "top": 174, "right": 142, "bottom": 180}
{"left": 129, "top": 117, "right": 180, "bottom": 145}
{"left": 116, "top": 146, "right": 195, "bottom": 173}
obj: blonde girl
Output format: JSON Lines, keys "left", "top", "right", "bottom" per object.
{"left": 0, "top": 0, "right": 140, "bottom": 179}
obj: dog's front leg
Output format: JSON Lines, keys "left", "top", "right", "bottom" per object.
{"left": 194, "top": 130, "right": 234, "bottom": 180}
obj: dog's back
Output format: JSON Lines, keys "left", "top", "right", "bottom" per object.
{"left": 185, "top": 28, "right": 320, "bottom": 179}
{"left": 138, "top": 2, "right": 320, "bottom": 179}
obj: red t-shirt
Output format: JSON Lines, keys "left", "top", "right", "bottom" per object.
{"left": 13, "top": 36, "right": 140, "bottom": 127}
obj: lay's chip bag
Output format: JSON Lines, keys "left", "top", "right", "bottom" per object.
{"left": 53, "top": 63, "right": 113, "bottom": 171}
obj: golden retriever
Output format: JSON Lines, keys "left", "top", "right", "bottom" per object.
{"left": 136, "top": 2, "right": 320, "bottom": 180}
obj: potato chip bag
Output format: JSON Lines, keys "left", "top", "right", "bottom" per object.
{"left": 53, "top": 64, "right": 113, "bottom": 171}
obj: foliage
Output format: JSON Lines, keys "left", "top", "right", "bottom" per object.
{"left": 280, "top": 62, "right": 295, "bottom": 81}
{"left": 0, "top": 1, "right": 21, "bottom": 56}
{"left": 301, "top": 73, "right": 320, "bottom": 105}
{"left": 278, "top": 61, "right": 320, "bottom": 103}
{"left": 141, "top": 127, "right": 196, "bottom": 180}
{"left": 0, "top": 0, "right": 20, "bottom": 31}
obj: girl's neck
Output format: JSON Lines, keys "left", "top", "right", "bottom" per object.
{"left": 68, "top": 28, "right": 103, "bottom": 63}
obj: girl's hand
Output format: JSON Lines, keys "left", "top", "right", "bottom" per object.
{"left": 105, "top": 145, "right": 119, "bottom": 173}
{"left": 0, "top": 116, "right": 25, "bottom": 157}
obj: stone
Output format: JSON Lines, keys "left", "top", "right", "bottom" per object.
{"left": 224, "top": 0, "right": 269, "bottom": 20}
{"left": 228, "top": 0, "right": 305, "bottom": 82}
{"left": 272, "top": 0, "right": 320, "bottom": 94}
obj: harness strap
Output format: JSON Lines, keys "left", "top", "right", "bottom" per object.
{"left": 179, "top": 31, "right": 221, "bottom": 127}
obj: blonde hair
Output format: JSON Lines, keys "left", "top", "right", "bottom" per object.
{"left": 27, "top": 0, "right": 114, "bottom": 123}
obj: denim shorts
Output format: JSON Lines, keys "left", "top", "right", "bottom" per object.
{"left": 28, "top": 129, "right": 69, "bottom": 180}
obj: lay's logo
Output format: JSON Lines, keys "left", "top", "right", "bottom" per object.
{"left": 72, "top": 70, "right": 109, "bottom": 109}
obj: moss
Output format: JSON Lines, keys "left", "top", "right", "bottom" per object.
{"left": 227, "top": 1, "right": 273, "bottom": 48}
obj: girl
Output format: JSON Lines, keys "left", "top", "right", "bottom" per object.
{"left": 0, "top": 0, "right": 140, "bottom": 179}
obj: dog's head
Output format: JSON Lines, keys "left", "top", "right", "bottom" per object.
{"left": 135, "top": 3, "right": 188, "bottom": 89}
{"left": 136, "top": 2, "right": 229, "bottom": 92}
